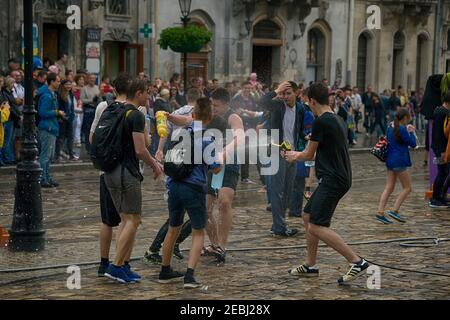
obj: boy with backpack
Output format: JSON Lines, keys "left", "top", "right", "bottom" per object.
{"left": 158, "top": 97, "right": 221, "bottom": 289}
{"left": 89, "top": 73, "right": 130, "bottom": 277}
{"left": 92, "top": 79, "right": 164, "bottom": 284}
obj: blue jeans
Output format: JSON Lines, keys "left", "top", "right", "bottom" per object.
{"left": 39, "top": 129, "right": 57, "bottom": 183}
{"left": 1, "top": 120, "right": 15, "bottom": 163}
{"left": 269, "top": 156, "right": 296, "bottom": 233}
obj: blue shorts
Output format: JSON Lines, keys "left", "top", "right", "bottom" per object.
{"left": 168, "top": 181, "right": 207, "bottom": 230}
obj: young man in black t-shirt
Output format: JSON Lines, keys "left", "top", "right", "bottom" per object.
{"left": 104, "top": 80, "right": 164, "bottom": 284}
{"left": 284, "top": 83, "right": 369, "bottom": 285}
{"left": 430, "top": 92, "right": 450, "bottom": 208}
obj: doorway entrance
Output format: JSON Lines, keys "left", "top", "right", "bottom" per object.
{"left": 104, "top": 41, "right": 143, "bottom": 79}
{"left": 43, "top": 23, "right": 70, "bottom": 63}
{"left": 252, "top": 46, "right": 272, "bottom": 86}
{"left": 252, "top": 19, "right": 282, "bottom": 86}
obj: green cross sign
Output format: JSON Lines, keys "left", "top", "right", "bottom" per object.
{"left": 140, "top": 24, "right": 154, "bottom": 39}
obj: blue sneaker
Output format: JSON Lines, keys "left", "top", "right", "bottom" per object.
{"left": 124, "top": 264, "right": 142, "bottom": 282}
{"left": 387, "top": 211, "right": 406, "bottom": 223}
{"left": 375, "top": 215, "right": 393, "bottom": 224}
{"left": 104, "top": 264, "right": 135, "bottom": 284}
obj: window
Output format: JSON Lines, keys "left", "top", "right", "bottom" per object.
{"left": 357, "top": 33, "right": 368, "bottom": 91}
{"left": 307, "top": 28, "right": 325, "bottom": 82}
{"left": 108, "top": 0, "right": 129, "bottom": 15}
{"left": 392, "top": 31, "right": 405, "bottom": 89}
{"left": 447, "top": 28, "right": 450, "bottom": 50}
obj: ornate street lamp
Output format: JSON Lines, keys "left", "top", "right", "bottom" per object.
{"left": 179, "top": 0, "right": 192, "bottom": 88}
{"left": 10, "top": 0, "right": 45, "bottom": 251}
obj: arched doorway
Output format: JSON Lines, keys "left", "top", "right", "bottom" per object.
{"left": 252, "top": 19, "right": 283, "bottom": 86}
{"left": 416, "top": 33, "right": 430, "bottom": 90}
{"left": 356, "top": 31, "right": 375, "bottom": 91}
{"left": 392, "top": 31, "right": 405, "bottom": 89}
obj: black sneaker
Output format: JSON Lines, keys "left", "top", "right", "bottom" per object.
{"left": 266, "top": 205, "right": 272, "bottom": 212}
{"left": 338, "top": 259, "right": 370, "bottom": 285}
{"left": 51, "top": 181, "right": 60, "bottom": 188}
{"left": 173, "top": 244, "right": 184, "bottom": 260}
{"left": 288, "top": 264, "right": 319, "bottom": 277}
{"left": 143, "top": 250, "right": 162, "bottom": 265}
{"left": 184, "top": 276, "right": 203, "bottom": 289}
{"left": 41, "top": 182, "right": 54, "bottom": 189}
{"left": 429, "top": 199, "right": 449, "bottom": 208}
{"left": 272, "top": 228, "right": 299, "bottom": 237}
{"left": 98, "top": 263, "right": 109, "bottom": 277}
{"left": 158, "top": 268, "right": 185, "bottom": 284}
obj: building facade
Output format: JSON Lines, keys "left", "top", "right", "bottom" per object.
{"left": 0, "top": 0, "right": 153, "bottom": 80}
{"left": 2, "top": 0, "right": 450, "bottom": 93}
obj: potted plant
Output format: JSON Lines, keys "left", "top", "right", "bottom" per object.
{"left": 158, "top": 25, "right": 212, "bottom": 53}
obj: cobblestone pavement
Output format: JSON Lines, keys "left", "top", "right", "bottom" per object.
{"left": 0, "top": 150, "right": 449, "bottom": 300}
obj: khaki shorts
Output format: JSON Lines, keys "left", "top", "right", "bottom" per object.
{"left": 104, "top": 165, "right": 142, "bottom": 215}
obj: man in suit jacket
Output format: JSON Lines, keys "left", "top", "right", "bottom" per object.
{"left": 260, "top": 81, "right": 306, "bottom": 237}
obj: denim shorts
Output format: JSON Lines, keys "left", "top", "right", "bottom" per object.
{"left": 390, "top": 167, "right": 408, "bottom": 173}
{"left": 168, "top": 181, "right": 207, "bottom": 230}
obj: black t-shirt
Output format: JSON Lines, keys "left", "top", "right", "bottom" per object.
{"left": 123, "top": 104, "right": 146, "bottom": 181}
{"left": 310, "top": 112, "right": 352, "bottom": 190}
{"left": 432, "top": 106, "right": 450, "bottom": 156}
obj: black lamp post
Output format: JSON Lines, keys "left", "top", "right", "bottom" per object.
{"left": 179, "top": 0, "right": 192, "bottom": 89}
{"left": 9, "top": 0, "right": 45, "bottom": 252}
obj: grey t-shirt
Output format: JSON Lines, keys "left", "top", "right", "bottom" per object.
{"left": 283, "top": 104, "right": 296, "bottom": 146}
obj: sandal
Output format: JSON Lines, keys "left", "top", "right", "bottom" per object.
{"left": 201, "top": 245, "right": 218, "bottom": 257}
{"left": 215, "top": 246, "right": 226, "bottom": 264}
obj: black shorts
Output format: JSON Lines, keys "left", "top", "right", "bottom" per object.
{"left": 100, "top": 174, "right": 121, "bottom": 227}
{"left": 206, "top": 167, "right": 240, "bottom": 196}
{"left": 303, "top": 181, "right": 349, "bottom": 228}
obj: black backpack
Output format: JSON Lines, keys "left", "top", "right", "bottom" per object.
{"left": 90, "top": 102, "right": 134, "bottom": 172}
{"left": 163, "top": 128, "right": 198, "bottom": 180}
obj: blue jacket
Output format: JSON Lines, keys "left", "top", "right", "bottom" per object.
{"left": 386, "top": 124, "right": 417, "bottom": 170}
{"left": 37, "top": 85, "right": 59, "bottom": 136}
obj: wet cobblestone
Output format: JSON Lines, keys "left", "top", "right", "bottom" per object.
{"left": 0, "top": 150, "right": 449, "bottom": 300}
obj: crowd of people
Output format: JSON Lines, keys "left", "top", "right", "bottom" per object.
{"left": 1, "top": 55, "right": 449, "bottom": 289}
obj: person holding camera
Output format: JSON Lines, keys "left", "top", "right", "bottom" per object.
{"left": 37, "top": 73, "right": 65, "bottom": 188}
{"left": 54, "top": 80, "right": 77, "bottom": 163}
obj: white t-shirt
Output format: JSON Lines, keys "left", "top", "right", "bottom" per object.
{"left": 90, "top": 101, "right": 109, "bottom": 134}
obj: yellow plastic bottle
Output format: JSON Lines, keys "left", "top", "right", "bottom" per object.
{"left": 156, "top": 111, "right": 169, "bottom": 138}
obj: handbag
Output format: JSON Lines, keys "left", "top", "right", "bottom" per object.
{"left": 371, "top": 136, "right": 389, "bottom": 162}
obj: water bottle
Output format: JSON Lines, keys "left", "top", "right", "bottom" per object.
{"left": 156, "top": 111, "right": 169, "bottom": 138}
{"left": 211, "top": 168, "right": 225, "bottom": 191}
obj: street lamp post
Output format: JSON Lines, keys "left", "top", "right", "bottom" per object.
{"left": 9, "top": 0, "right": 45, "bottom": 252}
{"left": 179, "top": 0, "right": 192, "bottom": 89}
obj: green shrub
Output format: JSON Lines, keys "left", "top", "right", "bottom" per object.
{"left": 158, "top": 25, "right": 212, "bottom": 53}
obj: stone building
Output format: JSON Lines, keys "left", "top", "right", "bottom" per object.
{"left": 0, "top": 0, "right": 153, "bottom": 80}
{"left": 2, "top": 0, "right": 450, "bottom": 93}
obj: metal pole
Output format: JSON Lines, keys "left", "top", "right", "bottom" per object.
{"left": 182, "top": 17, "right": 188, "bottom": 89}
{"left": 10, "top": 0, "right": 45, "bottom": 252}
{"left": 433, "top": 0, "right": 444, "bottom": 74}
